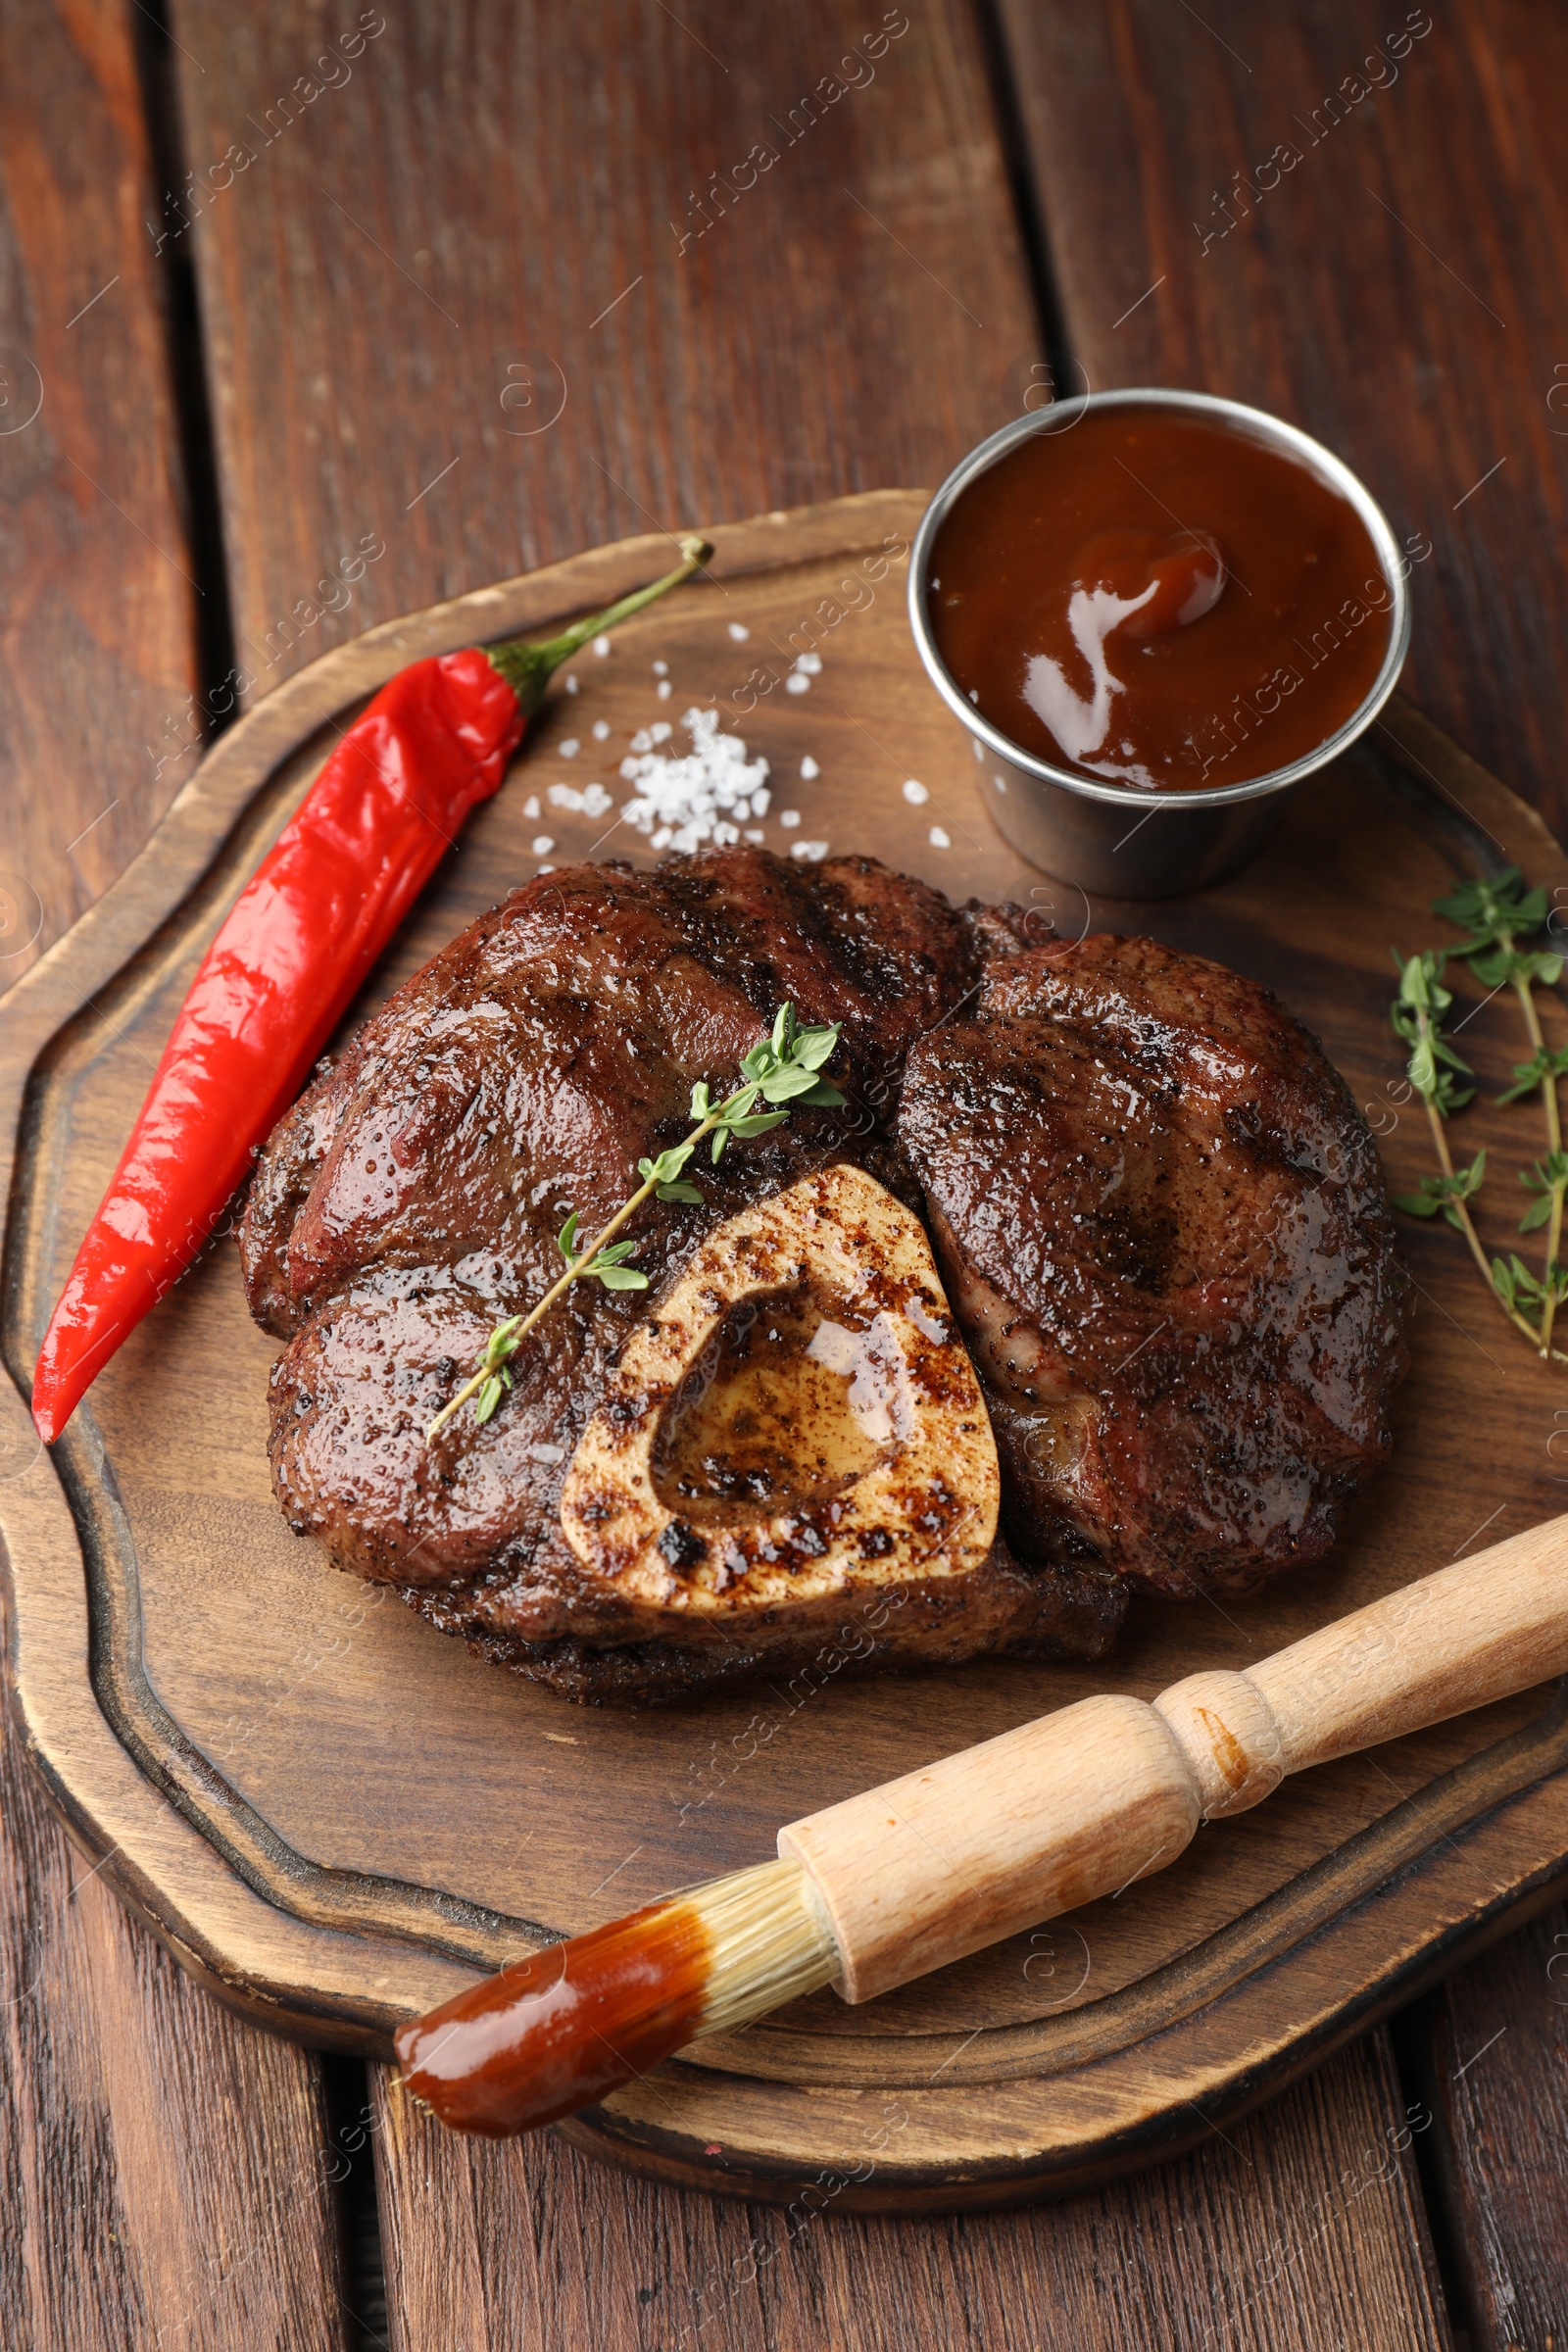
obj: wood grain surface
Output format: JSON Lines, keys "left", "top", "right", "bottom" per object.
{"left": 7, "top": 501, "right": 1568, "bottom": 2229}
{"left": 369, "top": 2034, "right": 1450, "bottom": 2351}
{"left": 167, "top": 0, "right": 1039, "bottom": 687}
{"left": 0, "top": 8, "right": 349, "bottom": 2348}
{"left": 0, "top": 1654, "right": 350, "bottom": 2352}
{"left": 1404, "top": 1897, "right": 1568, "bottom": 2348}
{"left": 0, "top": 0, "right": 201, "bottom": 996}
{"left": 997, "top": 0, "right": 1568, "bottom": 844}
{"left": 4, "top": 0, "right": 1559, "bottom": 2337}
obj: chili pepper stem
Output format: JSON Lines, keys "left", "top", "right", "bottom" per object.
{"left": 425, "top": 1107, "right": 724, "bottom": 1442}
{"left": 486, "top": 535, "right": 714, "bottom": 712}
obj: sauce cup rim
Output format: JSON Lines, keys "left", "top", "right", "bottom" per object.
{"left": 907, "top": 386, "right": 1412, "bottom": 809}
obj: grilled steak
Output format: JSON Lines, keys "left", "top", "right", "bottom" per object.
{"left": 240, "top": 849, "right": 1125, "bottom": 1701}
{"left": 898, "top": 932, "right": 1409, "bottom": 1597}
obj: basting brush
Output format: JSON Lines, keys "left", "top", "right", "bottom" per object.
{"left": 396, "top": 1510, "right": 1568, "bottom": 2137}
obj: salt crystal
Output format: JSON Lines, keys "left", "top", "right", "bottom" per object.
{"left": 560, "top": 738, "right": 579, "bottom": 758}
{"left": 744, "top": 828, "right": 765, "bottom": 843}
{"left": 902, "top": 779, "right": 929, "bottom": 805}
{"left": 971, "top": 739, "right": 984, "bottom": 761}
{"left": 780, "top": 809, "right": 801, "bottom": 829}
{"left": 548, "top": 784, "right": 585, "bottom": 811}
{"left": 728, "top": 621, "right": 751, "bottom": 641}
{"left": 532, "top": 835, "right": 555, "bottom": 856}
{"left": 657, "top": 679, "right": 672, "bottom": 700}
{"left": 785, "top": 673, "right": 810, "bottom": 695}
{"left": 522, "top": 793, "right": 541, "bottom": 820}
{"left": 653, "top": 659, "right": 668, "bottom": 676}
{"left": 615, "top": 707, "right": 772, "bottom": 857}
{"left": 593, "top": 635, "right": 612, "bottom": 657}
{"left": 800, "top": 756, "right": 819, "bottom": 779}
{"left": 790, "top": 840, "right": 829, "bottom": 862}
{"left": 928, "top": 825, "right": 952, "bottom": 850}
{"left": 795, "top": 651, "right": 822, "bottom": 674}
{"left": 582, "top": 782, "right": 612, "bottom": 817}
{"left": 537, "top": 863, "right": 555, "bottom": 873}
{"left": 592, "top": 719, "right": 612, "bottom": 740}
{"left": 564, "top": 674, "right": 579, "bottom": 695}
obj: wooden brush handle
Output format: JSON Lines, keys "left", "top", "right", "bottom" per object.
{"left": 779, "top": 1513, "right": 1568, "bottom": 2002}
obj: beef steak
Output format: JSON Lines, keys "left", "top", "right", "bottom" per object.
{"left": 239, "top": 849, "right": 1124, "bottom": 1700}
{"left": 897, "top": 932, "right": 1409, "bottom": 1597}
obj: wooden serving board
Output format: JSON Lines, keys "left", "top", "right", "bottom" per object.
{"left": 4, "top": 492, "right": 1568, "bottom": 2212}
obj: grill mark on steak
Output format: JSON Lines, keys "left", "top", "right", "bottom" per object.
{"left": 240, "top": 849, "right": 1130, "bottom": 1699}
{"left": 898, "top": 932, "right": 1409, "bottom": 1598}
{"left": 241, "top": 861, "right": 1406, "bottom": 1697}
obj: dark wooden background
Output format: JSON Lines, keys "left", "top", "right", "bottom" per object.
{"left": 3, "top": 2, "right": 1567, "bottom": 2343}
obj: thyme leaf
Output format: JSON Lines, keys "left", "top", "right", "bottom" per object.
{"left": 426, "top": 1003, "right": 844, "bottom": 1440}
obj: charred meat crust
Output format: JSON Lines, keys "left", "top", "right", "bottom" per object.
{"left": 898, "top": 932, "right": 1409, "bottom": 1598}
{"left": 240, "top": 861, "right": 1406, "bottom": 1698}
{"left": 243, "top": 849, "right": 1136, "bottom": 1695}
{"left": 396, "top": 1545, "right": 1128, "bottom": 1706}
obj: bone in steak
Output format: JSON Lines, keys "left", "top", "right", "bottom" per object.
{"left": 239, "top": 849, "right": 1125, "bottom": 1701}
{"left": 898, "top": 931, "right": 1409, "bottom": 1597}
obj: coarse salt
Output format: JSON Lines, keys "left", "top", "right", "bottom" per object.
{"left": 657, "top": 678, "right": 672, "bottom": 700}
{"left": 593, "top": 635, "right": 612, "bottom": 657}
{"left": 929, "top": 825, "right": 952, "bottom": 850}
{"left": 785, "top": 672, "right": 811, "bottom": 695}
{"left": 780, "top": 809, "right": 801, "bottom": 829}
{"left": 728, "top": 621, "right": 751, "bottom": 641}
{"left": 652, "top": 659, "right": 668, "bottom": 675}
{"left": 800, "top": 756, "right": 819, "bottom": 779}
{"left": 559, "top": 738, "right": 580, "bottom": 758}
{"left": 592, "top": 719, "right": 612, "bottom": 740}
{"left": 564, "top": 674, "right": 579, "bottom": 695}
{"left": 790, "top": 839, "right": 829, "bottom": 862}
{"left": 547, "top": 781, "right": 613, "bottom": 817}
{"left": 532, "top": 835, "right": 555, "bottom": 855}
{"left": 795, "top": 651, "right": 822, "bottom": 674}
{"left": 523, "top": 793, "right": 541, "bottom": 820}
{"left": 902, "top": 779, "right": 929, "bottom": 805}
{"left": 618, "top": 705, "right": 772, "bottom": 855}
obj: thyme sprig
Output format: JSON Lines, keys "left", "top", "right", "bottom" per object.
{"left": 1388, "top": 950, "right": 1532, "bottom": 1335}
{"left": 1391, "top": 868, "right": 1568, "bottom": 1360}
{"left": 1435, "top": 869, "right": 1568, "bottom": 1353}
{"left": 424, "top": 1004, "right": 845, "bottom": 1440}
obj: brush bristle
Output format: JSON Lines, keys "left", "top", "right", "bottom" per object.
{"left": 685, "top": 1857, "right": 839, "bottom": 2041}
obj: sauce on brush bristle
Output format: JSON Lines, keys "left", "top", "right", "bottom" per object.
{"left": 395, "top": 1899, "right": 711, "bottom": 2136}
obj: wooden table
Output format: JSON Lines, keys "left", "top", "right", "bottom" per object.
{"left": 4, "top": 3, "right": 1566, "bottom": 2342}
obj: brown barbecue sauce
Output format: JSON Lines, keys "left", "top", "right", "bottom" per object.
{"left": 395, "top": 1899, "right": 712, "bottom": 2137}
{"left": 928, "top": 404, "right": 1395, "bottom": 792}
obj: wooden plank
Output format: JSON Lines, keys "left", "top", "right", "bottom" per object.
{"left": 370, "top": 2033, "right": 1449, "bottom": 2350}
{"left": 0, "top": 0, "right": 202, "bottom": 993}
{"left": 154, "top": 0, "right": 1468, "bottom": 2332}
{"left": 0, "top": 1625, "right": 352, "bottom": 2350}
{"left": 994, "top": 0, "right": 1568, "bottom": 840}
{"left": 1403, "top": 1896, "right": 1568, "bottom": 2347}
{"left": 10, "top": 493, "right": 1566, "bottom": 2215}
{"left": 0, "top": 5, "right": 352, "bottom": 2346}
{"left": 167, "top": 0, "right": 1037, "bottom": 684}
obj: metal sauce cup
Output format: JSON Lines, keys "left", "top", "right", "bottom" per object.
{"left": 907, "top": 389, "right": 1411, "bottom": 900}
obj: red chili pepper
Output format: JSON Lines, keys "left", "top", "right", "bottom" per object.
{"left": 30, "top": 536, "right": 712, "bottom": 1444}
